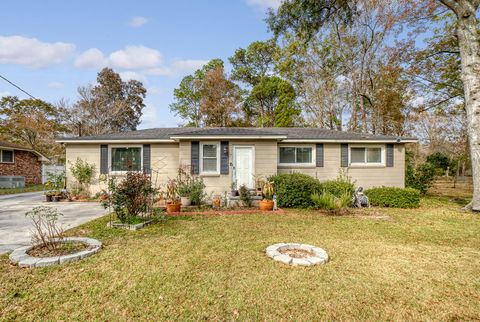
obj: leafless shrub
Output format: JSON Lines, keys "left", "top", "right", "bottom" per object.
{"left": 25, "top": 206, "right": 64, "bottom": 249}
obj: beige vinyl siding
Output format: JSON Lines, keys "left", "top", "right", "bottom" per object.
{"left": 65, "top": 143, "right": 102, "bottom": 193}
{"left": 179, "top": 140, "right": 278, "bottom": 195}
{"left": 65, "top": 143, "right": 180, "bottom": 194}
{"left": 278, "top": 143, "right": 405, "bottom": 189}
{"left": 150, "top": 143, "right": 179, "bottom": 188}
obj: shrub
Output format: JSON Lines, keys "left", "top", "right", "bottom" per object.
{"left": 406, "top": 161, "right": 436, "bottom": 194}
{"left": 25, "top": 206, "right": 64, "bottom": 249}
{"left": 269, "top": 173, "right": 322, "bottom": 208}
{"left": 319, "top": 178, "right": 355, "bottom": 198}
{"left": 311, "top": 192, "right": 337, "bottom": 210}
{"left": 239, "top": 184, "right": 252, "bottom": 207}
{"left": 365, "top": 187, "right": 420, "bottom": 208}
{"left": 311, "top": 190, "right": 352, "bottom": 211}
{"left": 176, "top": 166, "right": 206, "bottom": 205}
{"left": 105, "top": 172, "right": 158, "bottom": 223}
{"left": 426, "top": 152, "right": 451, "bottom": 175}
{"left": 69, "top": 158, "right": 95, "bottom": 195}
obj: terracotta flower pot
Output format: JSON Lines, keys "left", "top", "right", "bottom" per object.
{"left": 166, "top": 202, "right": 181, "bottom": 214}
{"left": 259, "top": 199, "right": 274, "bottom": 211}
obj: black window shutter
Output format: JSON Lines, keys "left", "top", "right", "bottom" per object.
{"left": 386, "top": 144, "right": 394, "bottom": 167}
{"left": 340, "top": 144, "right": 349, "bottom": 167}
{"left": 100, "top": 145, "right": 108, "bottom": 174}
{"left": 191, "top": 141, "right": 200, "bottom": 174}
{"left": 220, "top": 141, "right": 229, "bottom": 174}
{"left": 316, "top": 143, "right": 324, "bottom": 167}
{"left": 143, "top": 144, "right": 151, "bottom": 174}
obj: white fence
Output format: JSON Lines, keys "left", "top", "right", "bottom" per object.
{"left": 42, "top": 164, "right": 65, "bottom": 184}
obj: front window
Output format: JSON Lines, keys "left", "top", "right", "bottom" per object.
{"left": 201, "top": 143, "right": 219, "bottom": 173}
{"left": 350, "top": 147, "right": 383, "bottom": 165}
{"left": 111, "top": 147, "right": 141, "bottom": 172}
{"left": 279, "top": 147, "right": 313, "bottom": 165}
{"left": 0, "top": 150, "right": 14, "bottom": 163}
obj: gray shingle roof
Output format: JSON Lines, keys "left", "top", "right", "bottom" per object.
{"left": 57, "top": 127, "right": 416, "bottom": 142}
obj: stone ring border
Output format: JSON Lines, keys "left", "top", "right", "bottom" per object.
{"left": 9, "top": 237, "right": 102, "bottom": 268}
{"left": 266, "top": 243, "right": 329, "bottom": 267}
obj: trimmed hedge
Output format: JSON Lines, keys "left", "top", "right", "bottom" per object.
{"left": 270, "top": 173, "right": 322, "bottom": 208}
{"left": 365, "top": 187, "right": 420, "bottom": 208}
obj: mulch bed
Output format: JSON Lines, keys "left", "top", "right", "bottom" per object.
{"left": 27, "top": 241, "right": 90, "bottom": 257}
{"left": 279, "top": 248, "right": 314, "bottom": 259}
{"left": 165, "top": 208, "right": 285, "bottom": 216}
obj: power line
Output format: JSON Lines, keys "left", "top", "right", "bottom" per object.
{"left": 0, "top": 74, "right": 36, "bottom": 99}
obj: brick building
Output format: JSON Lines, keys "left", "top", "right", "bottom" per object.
{"left": 0, "top": 141, "right": 48, "bottom": 185}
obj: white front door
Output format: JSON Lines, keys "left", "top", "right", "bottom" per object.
{"left": 233, "top": 146, "right": 254, "bottom": 189}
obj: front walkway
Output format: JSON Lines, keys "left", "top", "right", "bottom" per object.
{"left": 0, "top": 192, "right": 107, "bottom": 255}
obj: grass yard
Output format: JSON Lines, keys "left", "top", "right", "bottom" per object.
{"left": 0, "top": 184, "right": 44, "bottom": 195}
{"left": 1, "top": 196, "right": 480, "bottom": 320}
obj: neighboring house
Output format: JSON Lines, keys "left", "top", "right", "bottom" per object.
{"left": 0, "top": 141, "right": 48, "bottom": 185}
{"left": 57, "top": 128, "right": 417, "bottom": 194}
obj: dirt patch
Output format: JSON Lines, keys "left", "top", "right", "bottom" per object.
{"left": 27, "top": 241, "right": 90, "bottom": 257}
{"left": 279, "top": 248, "right": 314, "bottom": 259}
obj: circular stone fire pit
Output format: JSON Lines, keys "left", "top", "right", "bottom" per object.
{"left": 266, "top": 243, "right": 328, "bottom": 267}
{"left": 9, "top": 237, "right": 102, "bottom": 268}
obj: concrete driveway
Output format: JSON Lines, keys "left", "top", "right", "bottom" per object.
{"left": 0, "top": 192, "right": 107, "bottom": 255}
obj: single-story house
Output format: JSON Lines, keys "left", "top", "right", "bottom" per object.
{"left": 0, "top": 140, "right": 48, "bottom": 185}
{"left": 57, "top": 128, "right": 417, "bottom": 195}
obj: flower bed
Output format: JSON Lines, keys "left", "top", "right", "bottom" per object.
{"left": 9, "top": 237, "right": 102, "bottom": 268}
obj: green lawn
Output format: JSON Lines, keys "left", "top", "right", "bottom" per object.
{"left": 0, "top": 184, "right": 44, "bottom": 195}
{"left": 1, "top": 197, "right": 480, "bottom": 320}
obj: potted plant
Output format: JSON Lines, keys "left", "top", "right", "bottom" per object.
{"left": 254, "top": 175, "right": 265, "bottom": 196}
{"left": 259, "top": 181, "right": 274, "bottom": 211}
{"left": 99, "top": 189, "right": 109, "bottom": 201}
{"left": 165, "top": 179, "right": 181, "bottom": 214}
{"left": 52, "top": 190, "right": 62, "bottom": 202}
{"left": 177, "top": 183, "right": 192, "bottom": 207}
{"left": 230, "top": 181, "right": 239, "bottom": 197}
{"left": 45, "top": 191, "right": 53, "bottom": 202}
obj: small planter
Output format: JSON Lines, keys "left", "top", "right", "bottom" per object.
{"left": 45, "top": 195, "right": 53, "bottom": 202}
{"left": 166, "top": 202, "right": 181, "bottom": 214}
{"left": 231, "top": 190, "right": 239, "bottom": 197}
{"left": 259, "top": 199, "right": 274, "bottom": 211}
{"left": 52, "top": 196, "right": 61, "bottom": 202}
{"left": 180, "top": 197, "right": 191, "bottom": 207}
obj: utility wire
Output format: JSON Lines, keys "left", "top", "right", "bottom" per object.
{"left": 0, "top": 74, "right": 36, "bottom": 99}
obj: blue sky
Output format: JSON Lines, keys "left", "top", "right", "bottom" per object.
{"left": 0, "top": 0, "right": 280, "bottom": 128}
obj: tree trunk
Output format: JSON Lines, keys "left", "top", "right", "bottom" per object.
{"left": 453, "top": 1, "right": 480, "bottom": 210}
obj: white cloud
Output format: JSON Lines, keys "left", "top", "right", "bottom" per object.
{"left": 119, "top": 71, "right": 147, "bottom": 82}
{"left": 47, "top": 82, "right": 64, "bottom": 89}
{"left": 146, "top": 59, "right": 208, "bottom": 77}
{"left": 74, "top": 48, "right": 107, "bottom": 69}
{"left": 109, "top": 45, "right": 162, "bottom": 69}
{"left": 246, "top": 0, "right": 282, "bottom": 11}
{"left": 0, "top": 35, "right": 75, "bottom": 68}
{"left": 128, "top": 16, "right": 148, "bottom": 28}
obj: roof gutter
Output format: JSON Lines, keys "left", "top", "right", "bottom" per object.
{"left": 170, "top": 135, "right": 288, "bottom": 141}
{"left": 0, "top": 146, "right": 49, "bottom": 162}
{"left": 281, "top": 139, "right": 418, "bottom": 143}
{"left": 56, "top": 139, "right": 176, "bottom": 144}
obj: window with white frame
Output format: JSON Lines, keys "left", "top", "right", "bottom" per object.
{"left": 0, "top": 149, "right": 14, "bottom": 163}
{"left": 200, "top": 143, "right": 220, "bottom": 174}
{"left": 110, "top": 147, "right": 142, "bottom": 172}
{"left": 279, "top": 146, "right": 314, "bottom": 165}
{"left": 350, "top": 146, "right": 383, "bottom": 165}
